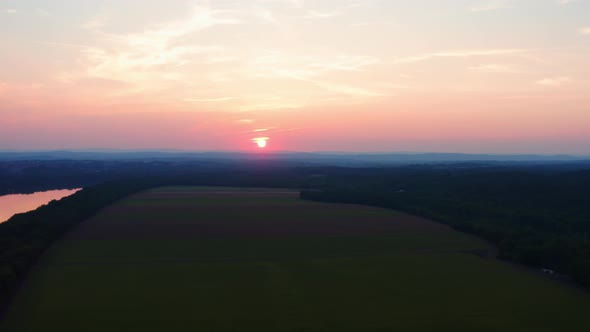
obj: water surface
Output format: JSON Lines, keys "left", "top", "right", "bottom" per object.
{"left": 0, "top": 189, "right": 81, "bottom": 223}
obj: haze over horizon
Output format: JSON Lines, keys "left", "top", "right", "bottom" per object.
{"left": 1, "top": 0, "right": 589, "bottom": 153}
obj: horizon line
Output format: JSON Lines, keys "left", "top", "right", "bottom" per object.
{"left": 0, "top": 149, "right": 589, "bottom": 157}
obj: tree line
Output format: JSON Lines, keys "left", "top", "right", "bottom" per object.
{"left": 300, "top": 166, "right": 590, "bottom": 287}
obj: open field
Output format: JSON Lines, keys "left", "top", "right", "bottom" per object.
{"left": 2, "top": 187, "right": 590, "bottom": 331}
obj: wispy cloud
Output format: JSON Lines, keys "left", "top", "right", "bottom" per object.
{"left": 74, "top": 5, "right": 241, "bottom": 91}
{"left": 81, "top": 16, "right": 107, "bottom": 30}
{"left": 303, "top": 10, "right": 341, "bottom": 19}
{"left": 315, "top": 82, "right": 384, "bottom": 97}
{"left": 254, "top": 8, "right": 279, "bottom": 24}
{"left": 245, "top": 52, "right": 383, "bottom": 99}
{"left": 469, "top": 1, "right": 512, "bottom": 12}
{"left": 469, "top": 64, "right": 522, "bottom": 73}
{"left": 290, "top": 0, "right": 305, "bottom": 7}
{"left": 556, "top": 0, "right": 579, "bottom": 4}
{"left": 36, "top": 41, "right": 92, "bottom": 49}
{"left": 35, "top": 8, "right": 53, "bottom": 17}
{"left": 251, "top": 52, "right": 378, "bottom": 80}
{"left": 2, "top": 8, "right": 17, "bottom": 14}
{"left": 312, "top": 55, "right": 378, "bottom": 71}
{"left": 536, "top": 76, "right": 571, "bottom": 86}
{"left": 302, "top": 0, "right": 365, "bottom": 20}
{"left": 235, "top": 99, "right": 306, "bottom": 112}
{"left": 392, "top": 49, "right": 527, "bottom": 64}
{"left": 47, "top": 2, "right": 386, "bottom": 110}
{"left": 259, "top": 0, "right": 305, "bottom": 8}
{"left": 184, "top": 97, "right": 235, "bottom": 103}
{"left": 351, "top": 21, "right": 394, "bottom": 28}
{"left": 245, "top": 126, "right": 307, "bottom": 136}
{"left": 579, "top": 27, "right": 590, "bottom": 35}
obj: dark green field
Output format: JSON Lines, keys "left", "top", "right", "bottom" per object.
{"left": 2, "top": 187, "right": 589, "bottom": 331}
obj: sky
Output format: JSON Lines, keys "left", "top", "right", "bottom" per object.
{"left": 1, "top": 0, "right": 589, "bottom": 154}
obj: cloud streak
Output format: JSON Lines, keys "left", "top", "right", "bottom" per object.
{"left": 469, "top": 1, "right": 513, "bottom": 12}
{"left": 468, "top": 64, "right": 522, "bottom": 73}
{"left": 42, "top": 4, "right": 248, "bottom": 103}
{"left": 392, "top": 49, "right": 527, "bottom": 64}
{"left": 303, "top": 10, "right": 342, "bottom": 19}
{"left": 556, "top": 0, "right": 579, "bottom": 4}
{"left": 536, "top": 77, "right": 571, "bottom": 86}
{"left": 184, "top": 97, "right": 235, "bottom": 103}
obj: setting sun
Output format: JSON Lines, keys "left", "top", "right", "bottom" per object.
{"left": 253, "top": 137, "right": 269, "bottom": 149}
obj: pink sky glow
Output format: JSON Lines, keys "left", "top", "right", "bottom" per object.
{"left": 1, "top": 0, "right": 589, "bottom": 153}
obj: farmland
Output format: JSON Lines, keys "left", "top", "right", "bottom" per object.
{"left": 2, "top": 187, "right": 590, "bottom": 331}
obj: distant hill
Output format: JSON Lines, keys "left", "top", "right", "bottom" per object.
{"left": 1, "top": 150, "right": 589, "bottom": 166}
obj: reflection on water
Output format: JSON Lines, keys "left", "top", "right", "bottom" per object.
{"left": 0, "top": 189, "right": 81, "bottom": 223}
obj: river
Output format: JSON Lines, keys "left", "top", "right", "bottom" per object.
{"left": 0, "top": 189, "right": 81, "bottom": 223}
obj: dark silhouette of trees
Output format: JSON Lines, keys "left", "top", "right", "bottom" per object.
{"left": 300, "top": 166, "right": 590, "bottom": 287}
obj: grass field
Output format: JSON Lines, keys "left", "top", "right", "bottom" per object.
{"left": 2, "top": 187, "right": 590, "bottom": 331}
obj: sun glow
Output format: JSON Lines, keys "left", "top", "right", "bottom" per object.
{"left": 253, "top": 137, "right": 269, "bottom": 148}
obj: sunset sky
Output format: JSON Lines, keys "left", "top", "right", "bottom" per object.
{"left": 1, "top": 0, "right": 589, "bottom": 153}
